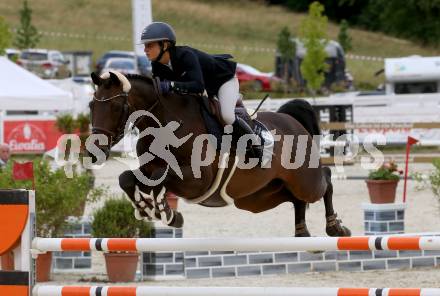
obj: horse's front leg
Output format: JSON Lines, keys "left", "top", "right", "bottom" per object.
{"left": 119, "top": 169, "right": 160, "bottom": 222}
{"left": 150, "top": 185, "right": 184, "bottom": 228}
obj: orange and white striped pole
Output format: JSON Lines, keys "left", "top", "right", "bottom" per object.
{"left": 32, "top": 236, "right": 440, "bottom": 253}
{"left": 32, "top": 286, "right": 440, "bottom": 296}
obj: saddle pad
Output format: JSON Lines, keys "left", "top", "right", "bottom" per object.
{"left": 200, "top": 104, "right": 223, "bottom": 150}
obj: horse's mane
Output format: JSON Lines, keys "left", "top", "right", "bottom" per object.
{"left": 125, "top": 74, "right": 154, "bottom": 85}
{"left": 125, "top": 73, "right": 201, "bottom": 101}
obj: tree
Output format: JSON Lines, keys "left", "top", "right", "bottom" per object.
{"left": 0, "top": 16, "right": 12, "bottom": 55}
{"left": 377, "top": 0, "right": 440, "bottom": 46}
{"left": 14, "top": 0, "right": 40, "bottom": 49}
{"left": 276, "top": 26, "right": 296, "bottom": 93}
{"left": 299, "top": 1, "right": 328, "bottom": 95}
{"left": 338, "top": 19, "right": 352, "bottom": 52}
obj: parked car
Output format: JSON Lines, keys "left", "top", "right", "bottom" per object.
{"left": 17, "top": 49, "right": 71, "bottom": 79}
{"left": 5, "top": 48, "right": 21, "bottom": 61}
{"left": 101, "top": 57, "right": 138, "bottom": 75}
{"left": 96, "top": 50, "right": 151, "bottom": 76}
{"left": 136, "top": 55, "right": 152, "bottom": 76}
{"left": 236, "top": 63, "right": 274, "bottom": 92}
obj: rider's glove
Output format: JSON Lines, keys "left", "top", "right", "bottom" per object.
{"left": 160, "top": 80, "right": 172, "bottom": 94}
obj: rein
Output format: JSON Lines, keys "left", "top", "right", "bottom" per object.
{"left": 152, "top": 77, "right": 184, "bottom": 125}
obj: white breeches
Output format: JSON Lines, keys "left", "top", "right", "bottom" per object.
{"left": 218, "top": 76, "right": 240, "bottom": 125}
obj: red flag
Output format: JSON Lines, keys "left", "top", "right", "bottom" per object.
{"left": 407, "top": 136, "right": 419, "bottom": 146}
{"left": 12, "top": 161, "right": 34, "bottom": 181}
{"left": 403, "top": 136, "right": 419, "bottom": 203}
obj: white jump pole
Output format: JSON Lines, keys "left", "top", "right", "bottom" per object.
{"left": 32, "top": 286, "right": 440, "bottom": 296}
{"left": 32, "top": 236, "right": 440, "bottom": 253}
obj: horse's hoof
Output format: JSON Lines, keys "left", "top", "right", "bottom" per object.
{"left": 294, "top": 222, "right": 311, "bottom": 237}
{"left": 168, "top": 212, "right": 184, "bottom": 228}
{"left": 326, "top": 213, "right": 351, "bottom": 237}
{"left": 295, "top": 231, "right": 311, "bottom": 237}
{"left": 326, "top": 224, "right": 351, "bottom": 237}
{"left": 340, "top": 226, "right": 351, "bottom": 237}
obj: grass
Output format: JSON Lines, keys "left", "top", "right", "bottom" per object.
{"left": 1, "top": 0, "right": 440, "bottom": 88}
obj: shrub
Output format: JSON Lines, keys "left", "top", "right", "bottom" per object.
{"left": 91, "top": 198, "right": 152, "bottom": 238}
{"left": 0, "top": 158, "right": 103, "bottom": 237}
{"left": 428, "top": 159, "right": 440, "bottom": 198}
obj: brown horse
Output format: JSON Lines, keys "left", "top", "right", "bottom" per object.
{"left": 88, "top": 71, "right": 350, "bottom": 237}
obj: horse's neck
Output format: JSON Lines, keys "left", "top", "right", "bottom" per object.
{"left": 128, "top": 80, "right": 202, "bottom": 133}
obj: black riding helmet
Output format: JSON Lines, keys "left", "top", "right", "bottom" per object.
{"left": 140, "top": 22, "right": 176, "bottom": 62}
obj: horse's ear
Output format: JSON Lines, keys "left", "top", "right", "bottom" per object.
{"left": 109, "top": 72, "right": 121, "bottom": 86}
{"left": 91, "top": 72, "right": 102, "bottom": 86}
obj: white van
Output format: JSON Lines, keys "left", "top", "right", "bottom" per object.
{"left": 384, "top": 56, "right": 440, "bottom": 95}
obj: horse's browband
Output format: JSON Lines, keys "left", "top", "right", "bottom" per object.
{"left": 93, "top": 92, "right": 128, "bottom": 102}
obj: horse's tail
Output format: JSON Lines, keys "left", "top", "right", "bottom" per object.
{"left": 277, "top": 99, "right": 321, "bottom": 136}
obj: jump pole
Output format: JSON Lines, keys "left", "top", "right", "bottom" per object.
{"left": 31, "top": 286, "right": 440, "bottom": 296}
{"left": 32, "top": 236, "right": 440, "bottom": 253}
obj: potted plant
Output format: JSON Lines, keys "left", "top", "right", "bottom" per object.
{"left": 0, "top": 158, "right": 102, "bottom": 281}
{"left": 366, "top": 160, "right": 403, "bottom": 203}
{"left": 91, "top": 197, "right": 152, "bottom": 282}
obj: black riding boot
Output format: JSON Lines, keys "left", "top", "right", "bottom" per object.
{"left": 232, "top": 117, "right": 263, "bottom": 158}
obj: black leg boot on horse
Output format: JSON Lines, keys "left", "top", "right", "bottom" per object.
{"left": 119, "top": 169, "right": 184, "bottom": 228}
{"left": 119, "top": 170, "right": 161, "bottom": 221}
{"left": 322, "top": 167, "right": 351, "bottom": 236}
{"left": 292, "top": 198, "right": 311, "bottom": 237}
{"left": 142, "top": 167, "right": 185, "bottom": 228}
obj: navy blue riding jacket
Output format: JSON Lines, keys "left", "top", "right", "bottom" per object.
{"left": 151, "top": 46, "right": 236, "bottom": 97}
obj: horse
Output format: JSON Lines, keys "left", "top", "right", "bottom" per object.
{"left": 87, "top": 71, "right": 351, "bottom": 237}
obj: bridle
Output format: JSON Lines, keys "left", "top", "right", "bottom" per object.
{"left": 91, "top": 92, "right": 159, "bottom": 147}
{"left": 90, "top": 77, "right": 181, "bottom": 148}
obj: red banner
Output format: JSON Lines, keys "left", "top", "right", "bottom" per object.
{"left": 12, "top": 161, "right": 34, "bottom": 181}
{"left": 3, "top": 119, "right": 63, "bottom": 153}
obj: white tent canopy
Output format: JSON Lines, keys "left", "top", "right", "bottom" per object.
{"left": 0, "top": 57, "right": 73, "bottom": 111}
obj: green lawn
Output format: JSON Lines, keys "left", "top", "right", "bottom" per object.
{"left": 1, "top": 0, "right": 439, "bottom": 89}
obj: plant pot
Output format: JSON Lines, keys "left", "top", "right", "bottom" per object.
{"left": 104, "top": 252, "right": 139, "bottom": 282}
{"left": 365, "top": 179, "right": 399, "bottom": 204}
{"left": 36, "top": 252, "right": 52, "bottom": 282}
{"left": 166, "top": 193, "right": 179, "bottom": 210}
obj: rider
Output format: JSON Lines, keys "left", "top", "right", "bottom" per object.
{"left": 140, "top": 22, "right": 262, "bottom": 157}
